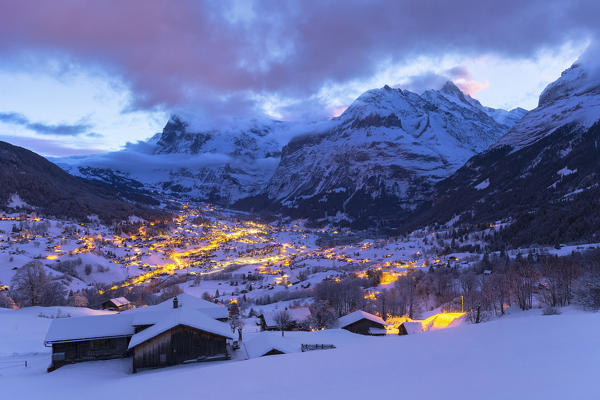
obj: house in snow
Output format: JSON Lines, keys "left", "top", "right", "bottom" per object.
{"left": 398, "top": 321, "right": 424, "bottom": 335}
{"left": 45, "top": 295, "right": 231, "bottom": 372}
{"left": 101, "top": 297, "right": 132, "bottom": 312}
{"left": 129, "top": 307, "right": 234, "bottom": 372}
{"left": 244, "top": 333, "right": 300, "bottom": 358}
{"left": 259, "top": 306, "right": 311, "bottom": 331}
{"left": 337, "top": 310, "right": 388, "bottom": 335}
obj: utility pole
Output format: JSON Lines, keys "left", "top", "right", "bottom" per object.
{"left": 461, "top": 295, "right": 464, "bottom": 313}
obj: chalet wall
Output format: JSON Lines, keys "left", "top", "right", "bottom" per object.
{"left": 50, "top": 336, "right": 131, "bottom": 370}
{"left": 132, "top": 325, "right": 228, "bottom": 372}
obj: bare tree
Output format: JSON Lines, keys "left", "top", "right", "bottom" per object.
{"left": 309, "top": 301, "right": 337, "bottom": 330}
{"left": 273, "top": 309, "right": 292, "bottom": 336}
{"left": 508, "top": 263, "right": 538, "bottom": 310}
{"left": 10, "top": 261, "right": 52, "bottom": 306}
{"left": 315, "top": 278, "right": 364, "bottom": 316}
{"left": 68, "top": 291, "right": 89, "bottom": 307}
{"left": 0, "top": 292, "right": 16, "bottom": 309}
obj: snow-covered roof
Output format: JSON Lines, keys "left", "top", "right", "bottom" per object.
{"left": 45, "top": 313, "right": 134, "bottom": 343}
{"left": 262, "top": 307, "right": 311, "bottom": 328}
{"left": 147, "top": 293, "right": 228, "bottom": 320}
{"left": 244, "top": 333, "right": 300, "bottom": 358}
{"left": 337, "top": 310, "right": 387, "bottom": 329}
{"left": 401, "top": 321, "right": 424, "bottom": 335}
{"left": 106, "top": 297, "right": 130, "bottom": 307}
{"left": 128, "top": 308, "right": 234, "bottom": 349}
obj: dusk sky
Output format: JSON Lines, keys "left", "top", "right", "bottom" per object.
{"left": 0, "top": 0, "right": 599, "bottom": 156}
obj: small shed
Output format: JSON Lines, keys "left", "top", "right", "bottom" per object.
{"left": 128, "top": 308, "right": 234, "bottom": 373}
{"left": 337, "top": 310, "right": 388, "bottom": 336}
{"left": 102, "top": 297, "right": 132, "bottom": 312}
{"left": 244, "top": 333, "right": 300, "bottom": 358}
{"left": 398, "top": 321, "right": 424, "bottom": 335}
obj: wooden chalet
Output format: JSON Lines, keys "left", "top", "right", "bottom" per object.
{"left": 128, "top": 307, "right": 234, "bottom": 373}
{"left": 337, "top": 310, "right": 388, "bottom": 336}
{"left": 45, "top": 295, "right": 231, "bottom": 372}
{"left": 101, "top": 296, "right": 132, "bottom": 311}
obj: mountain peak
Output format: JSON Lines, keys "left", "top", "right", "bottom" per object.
{"left": 440, "top": 81, "right": 464, "bottom": 97}
{"left": 537, "top": 63, "right": 600, "bottom": 107}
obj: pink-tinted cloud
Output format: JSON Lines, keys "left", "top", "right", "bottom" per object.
{"left": 456, "top": 81, "right": 490, "bottom": 96}
{"left": 0, "top": 0, "right": 598, "bottom": 119}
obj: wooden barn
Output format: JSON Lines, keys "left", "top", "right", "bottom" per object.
{"left": 45, "top": 294, "right": 232, "bottom": 372}
{"left": 128, "top": 308, "right": 234, "bottom": 373}
{"left": 337, "top": 310, "right": 388, "bottom": 336}
{"left": 44, "top": 313, "right": 134, "bottom": 371}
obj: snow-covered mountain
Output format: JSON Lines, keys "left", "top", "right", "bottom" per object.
{"left": 241, "top": 82, "right": 523, "bottom": 226}
{"left": 59, "top": 82, "right": 522, "bottom": 221}
{"left": 58, "top": 116, "right": 305, "bottom": 203}
{"left": 414, "top": 60, "right": 600, "bottom": 246}
{"left": 494, "top": 63, "right": 600, "bottom": 150}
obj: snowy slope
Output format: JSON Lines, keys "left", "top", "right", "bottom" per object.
{"left": 2, "top": 308, "right": 599, "bottom": 399}
{"left": 249, "top": 82, "right": 519, "bottom": 225}
{"left": 415, "top": 59, "right": 600, "bottom": 245}
{"left": 495, "top": 63, "right": 600, "bottom": 150}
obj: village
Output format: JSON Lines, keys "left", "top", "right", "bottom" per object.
{"left": 0, "top": 202, "right": 493, "bottom": 376}
{"left": 3, "top": 201, "right": 597, "bottom": 380}
{"left": 0, "top": 202, "right": 479, "bottom": 309}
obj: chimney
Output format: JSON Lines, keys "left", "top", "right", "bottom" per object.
{"left": 173, "top": 296, "right": 179, "bottom": 309}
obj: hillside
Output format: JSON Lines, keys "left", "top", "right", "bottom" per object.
{"left": 0, "top": 141, "right": 162, "bottom": 223}
{"left": 1, "top": 306, "right": 598, "bottom": 399}
{"left": 411, "top": 62, "right": 600, "bottom": 247}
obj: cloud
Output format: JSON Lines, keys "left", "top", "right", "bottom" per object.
{"left": 0, "top": 134, "right": 105, "bottom": 156}
{"left": 397, "top": 66, "right": 489, "bottom": 96}
{"left": 456, "top": 81, "right": 490, "bottom": 96}
{"left": 398, "top": 72, "right": 451, "bottom": 93}
{"left": 445, "top": 66, "right": 471, "bottom": 80}
{"left": 0, "top": 112, "right": 91, "bottom": 136}
{"left": 0, "top": 0, "right": 598, "bottom": 120}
